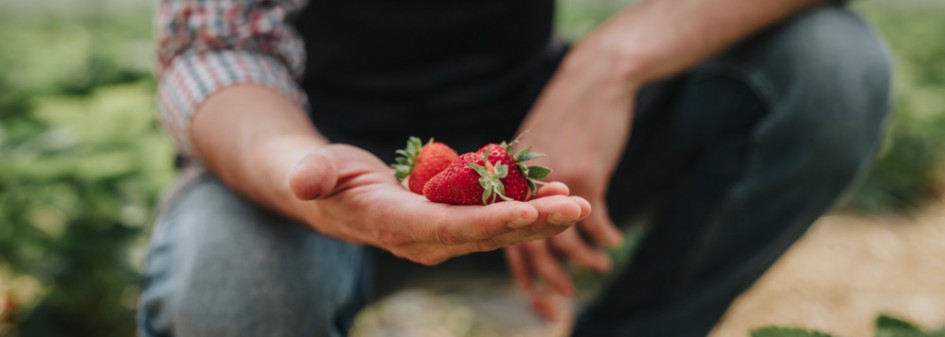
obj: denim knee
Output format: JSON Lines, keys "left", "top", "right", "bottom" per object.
{"left": 138, "top": 174, "right": 371, "bottom": 337}
{"left": 708, "top": 5, "right": 892, "bottom": 179}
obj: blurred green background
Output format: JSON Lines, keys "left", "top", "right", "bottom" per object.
{"left": 0, "top": 0, "right": 942, "bottom": 336}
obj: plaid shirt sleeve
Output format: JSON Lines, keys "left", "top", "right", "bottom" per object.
{"left": 156, "top": 0, "right": 310, "bottom": 157}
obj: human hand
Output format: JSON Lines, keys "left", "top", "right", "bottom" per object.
{"left": 288, "top": 144, "right": 592, "bottom": 265}
{"left": 503, "top": 183, "right": 620, "bottom": 321}
{"left": 506, "top": 44, "right": 641, "bottom": 316}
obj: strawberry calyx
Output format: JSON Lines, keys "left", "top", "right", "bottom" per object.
{"left": 472, "top": 138, "right": 551, "bottom": 204}
{"left": 498, "top": 134, "right": 552, "bottom": 194}
{"left": 513, "top": 145, "right": 551, "bottom": 194}
{"left": 467, "top": 151, "right": 514, "bottom": 205}
{"left": 392, "top": 136, "right": 430, "bottom": 182}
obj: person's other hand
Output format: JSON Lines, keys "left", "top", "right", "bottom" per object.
{"left": 503, "top": 182, "right": 621, "bottom": 320}
{"left": 288, "top": 144, "right": 592, "bottom": 265}
{"left": 507, "top": 44, "right": 639, "bottom": 318}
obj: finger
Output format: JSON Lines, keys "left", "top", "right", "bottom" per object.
{"left": 482, "top": 196, "right": 589, "bottom": 246}
{"left": 529, "top": 195, "right": 586, "bottom": 227}
{"left": 523, "top": 241, "right": 573, "bottom": 297}
{"left": 290, "top": 152, "right": 338, "bottom": 200}
{"left": 576, "top": 197, "right": 592, "bottom": 221}
{"left": 531, "top": 292, "right": 560, "bottom": 321}
{"left": 549, "top": 228, "right": 611, "bottom": 272}
{"left": 530, "top": 290, "right": 570, "bottom": 322}
{"left": 425, "top": 195, "right": 587, "bottom": 253}
{"left": 535, "top": 181, "right": 570, "bottom": 198}
{"left": 581, "top": 200, "right": 623, "bottom": 247}
{"left": 505, "top": 246, "right": 533, "bottom": 291}
{"left": 418, "top": 201, "right": 539, "bottom": 245}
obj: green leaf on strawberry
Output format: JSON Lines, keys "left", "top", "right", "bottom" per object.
{"left": 526, "top": 166, "right": 551, "bottom": 179}
{"left": 392, "top": 136, "right": 426, "bottom": 182}
{"left": 392, "top": 136, "right": 460, "bottom": 194}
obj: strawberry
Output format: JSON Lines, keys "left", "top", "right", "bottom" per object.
{"left": 392, "top": 137, "right": 459, "bottom": 194}
{"left": 422, "top": 153, "right": 489, "bottom": 205}
{"left": 478, "top": 139, "right": 551, "bottom": 198}
{"left": 423, "top": 137, "right": 550, "bottom": 205}
{"left": 477, "top": 144, "right": 529, "bottom": 201}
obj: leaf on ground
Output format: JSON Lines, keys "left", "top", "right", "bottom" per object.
{"left": 752, "top": 326, "right": 838, "bottom": 337}
{"left": 875, "top": 314, "right": 935, "bottom": 337}
{"left": 877, "top": 314, "right": 922, "bottom": 332}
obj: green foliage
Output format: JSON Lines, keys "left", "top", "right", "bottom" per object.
{"left": 875, "top": 314, "right": 945, "bottom": 337}
{"left": 0, "top": 9, "right": 174, "bottom": 337}
{"left": 752, "top": 327, "right": 837, "bottom": 337}
{"left": 753, "top": 315, "right": 945, "bottom": 337}
{"left": 557, "top": 0, "right": 631, "bottom": 40}
{"left": 842, "top": 2, "right": 945, "bottom": 213}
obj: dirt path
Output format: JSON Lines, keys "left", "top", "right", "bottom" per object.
{"left": 352, "top": 199, "right": 945, "bottom": 337}
{"left": 711, "top": 200, "right": 945, "bottom": 336}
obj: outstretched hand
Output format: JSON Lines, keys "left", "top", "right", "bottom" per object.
{"left": 288, "top": 144, "right": 592, "bottom": 265}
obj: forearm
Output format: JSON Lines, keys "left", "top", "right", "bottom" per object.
{"left": 578, "top": 0, "right": 827, "bottom": 84}
{"left": 191, "top": 84, "right": 329, "bottom": 225}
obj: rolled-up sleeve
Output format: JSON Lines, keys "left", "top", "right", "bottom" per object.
{"left": 156, "top": 0, "right": 309, "bottom": 156}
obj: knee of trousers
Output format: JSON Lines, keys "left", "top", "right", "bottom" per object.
{"left": 712, "top": 5, "right": 893, "bottom": 179}
{"left": 167, "top": 242, "right": 369, "bottom": 337}
{"left": 138, "top": 176, "right": 370, "bottom": 337}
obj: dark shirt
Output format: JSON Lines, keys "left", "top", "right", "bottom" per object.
{"left": 295, "top": 0, "right": 559, "bottom": 155}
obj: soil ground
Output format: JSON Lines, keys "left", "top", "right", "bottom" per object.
{"left": 712, "top": 199, "right": 945, "bottom": 336}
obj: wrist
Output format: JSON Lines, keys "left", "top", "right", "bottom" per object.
{"left": 562, "top": 33, "right": 649, "bottom": 90}
{"left": 239, "top": 134, "right": 332, "bottom": 223}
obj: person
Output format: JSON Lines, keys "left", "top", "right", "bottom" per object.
{"left": 137, "top": 0, "right": 892, "bottom": 335}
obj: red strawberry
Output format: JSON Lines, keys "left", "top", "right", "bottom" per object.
{"left": 479, "top": 139, "right": 551, "bottom": 199}
{"left": 477, "top": 144, "right": 529, "bottom": 201}
{"left": 422, "top": 153, "right": 489, "bottom": 205}
{"left": 392, "top": 137, "right": 458, "bottom": 194}
{"left": 423, "top": 138, "right": 550, "bottom": 205}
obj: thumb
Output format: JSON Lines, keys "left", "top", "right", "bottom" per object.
{"left": 289, "top": 152, "right": 338, "bottom": 200}
{"left": 582, "top": 199, "right": 623, "bottom": 248}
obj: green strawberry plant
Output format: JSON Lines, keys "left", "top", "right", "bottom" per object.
{"left": 752, "top": 315, "right": 945, "bottom": 337}
{"left": 0, "top": 8, "right": 175, "bottom": 337}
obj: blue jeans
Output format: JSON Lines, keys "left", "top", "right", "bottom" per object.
{"left": 138, "top": 5, "right": 891, "bottom": 337}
